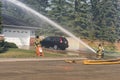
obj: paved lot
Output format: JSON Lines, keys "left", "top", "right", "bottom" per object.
{"left": 0, "top": 59, "right": 120, "bottom": 80}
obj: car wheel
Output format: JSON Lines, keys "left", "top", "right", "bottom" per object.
{"left": 53, "top": 45, "right": 58, "bottom": 50}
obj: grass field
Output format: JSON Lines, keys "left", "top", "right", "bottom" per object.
{"left": 0, "top": 48, "right": 77, "bottom": 58}
{"left": 0, "top": 48, "right": 118, "bottom": 58}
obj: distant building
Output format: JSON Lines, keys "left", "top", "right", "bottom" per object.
{"left": 2, "top": 25, "right": 39, "bottom": 49}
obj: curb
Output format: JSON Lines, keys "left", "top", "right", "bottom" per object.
{"left": 0, "top": 57, "right": 87, "bottom": 62}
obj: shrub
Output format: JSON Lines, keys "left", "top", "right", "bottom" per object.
{"left": 0, "top": 40, "right": 8, "bottom": 53}
{"left": 5, "top": 42, "right": 18, "bottom": 48}
{"left": 0, "top": 40, "right": 18, "bottom": 53}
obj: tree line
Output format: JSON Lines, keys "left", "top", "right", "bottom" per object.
{"left": 0, "top": 1, "right": 1, "bottom": 33}
{"left": 1, "top": 0, "right": 120, "bottom": 43}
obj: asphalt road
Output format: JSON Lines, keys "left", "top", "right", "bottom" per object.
{"left": 0, "top": 59, "right": 120, "bottom": 80}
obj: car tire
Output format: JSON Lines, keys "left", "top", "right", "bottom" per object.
{"left": 53, "top": 45, "right": 58, "bottom": 50}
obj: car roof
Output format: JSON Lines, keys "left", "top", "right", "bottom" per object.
{"left": 47, "top": 36, "right": 64, "bottom": 38}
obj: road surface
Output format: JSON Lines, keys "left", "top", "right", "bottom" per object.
{"left": 0, "top": 59, "right": 120, "bottom": 80}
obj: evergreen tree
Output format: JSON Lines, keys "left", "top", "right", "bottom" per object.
{"left": 0, "top": 1, "right": 2, "bottom": 33}
{"left": 48, "top": 0, "right": 92, "bottom": 37}
{"left": 90, "top": 0, "right": 118, "bottom": 42}
{"left": 21, "top": 0, "right": 49, "bottom": 14}
{"left": 48, "top": 0, "right": 68, "bottom": 23}
{"left": 116, "top": 0, "right": 120, "bottom": 40}
{"left": 2, "top": 0, "right": 49, "bottom": 27}
{"left": 73, "top": 0, "right": 92, "bottom": 37}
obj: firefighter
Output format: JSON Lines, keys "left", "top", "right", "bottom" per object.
{"left": 34, "top": 36, "right": 44, "bottom": 56}
{"left": 34, "top": 36, "right": 41, "bottom": 48}
{"left": 97, "top": 44, "right": 104, "bottom": 59}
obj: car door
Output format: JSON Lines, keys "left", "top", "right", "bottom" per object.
{"left": 41, "top": 37, "right": 51, "bottom": 48}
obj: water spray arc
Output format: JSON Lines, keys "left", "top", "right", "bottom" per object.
{"left": 7, "top": 0, "right": 96, "bottom": 53}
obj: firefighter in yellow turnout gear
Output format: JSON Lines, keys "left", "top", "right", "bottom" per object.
{"left": 34, "top": 36, "right": 44, "bottom": 56}
{"left": 97, "top": 44, "right": 104, "bottom": 59}
{"left": 34, "top": 36, "right": 41, "bottom": 48}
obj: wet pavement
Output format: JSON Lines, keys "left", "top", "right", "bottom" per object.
{"left": 0, "top": 59, "right": 120, "bottom": 80}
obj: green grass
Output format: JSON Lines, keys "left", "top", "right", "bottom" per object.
{"left": 0, "top": 48, "right": 75, "bottom": 58}
{"left": 0, "top": 48, "right": 119, "bottom": 59}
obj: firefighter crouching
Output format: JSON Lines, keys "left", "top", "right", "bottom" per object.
{"left": 97, "top": 44, "right": 104, "bottom": 59}
{"left": 34, "top": 36, "right": 44, "bottom": 56}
